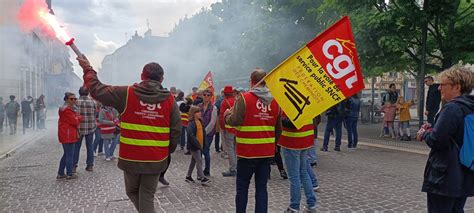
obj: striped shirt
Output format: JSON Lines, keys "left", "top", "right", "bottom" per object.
{"left": 77, "top": 96, "right": 97, "bottom": 135}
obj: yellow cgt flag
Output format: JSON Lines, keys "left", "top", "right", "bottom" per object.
{"left": 264, "top": 16, "right": 365, "bottom": 129}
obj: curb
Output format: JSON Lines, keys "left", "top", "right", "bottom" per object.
{"left": 324, "top": 137, "right": 429, "bottom": 155}
{"left": 0, "top": 131, "right": 48, "bottom": 160}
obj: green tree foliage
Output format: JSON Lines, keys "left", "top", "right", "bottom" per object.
{"left": 167, "top": 0, "right": 473, "bottom": 85}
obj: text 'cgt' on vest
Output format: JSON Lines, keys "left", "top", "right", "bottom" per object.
{"left": 119, "top": 87, "right": 174, "bottom": 162}
{"left": 235, "top": 92, "right": 279, "bottom": 159}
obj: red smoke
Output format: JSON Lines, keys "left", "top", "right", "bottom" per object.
{"left": 17, "top": 0, "right": 71, "bottom": 43}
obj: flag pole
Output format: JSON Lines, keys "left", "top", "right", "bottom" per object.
{"left": 252, "top": 44, "right": 308, "bottom": 89}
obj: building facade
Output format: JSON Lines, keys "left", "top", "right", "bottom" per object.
{"left": 0, "top": 0, "right": 79, "bottom": 107}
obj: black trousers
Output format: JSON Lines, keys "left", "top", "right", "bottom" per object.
{"left": 159, "top": 156, "right": 171, "bottom": 178}
{"left": 22, "top": 112, "right": 31, "bottom": 129}
{"left": 427, "top": 193, "right": 467, "bottom": 213}
{"left": 427, "top": 108, "right": 438, "bottom": 125}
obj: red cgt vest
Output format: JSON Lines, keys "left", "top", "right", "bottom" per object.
{"left": 180, "top": 112, "right": 189, "bottom": 127}
{"left": 235, "top": 92, "right": 279, "bottom": 159}
{"left": 119, "top": 87, "right": 173, "bottom": 162}
{"left": 222, "top": 98, "right": 236, "bottom": 134}
{"left": 98, "top": 109, "right": 116, "bottom": 135}
{"left": 278, "top": 113, "right": 314, "bottom": 150}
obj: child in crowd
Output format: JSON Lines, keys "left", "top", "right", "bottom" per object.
{"left": 98, "top": 105, "right": 119, "bottom": 161}
{"left": 185, "top": 106, "right": 211, "bottom": 186}
{"left": 396, "top": 97, "right": 414, "bottom": 141}
{"left": 380, "top": 102, "right": 396, "bottom": 138}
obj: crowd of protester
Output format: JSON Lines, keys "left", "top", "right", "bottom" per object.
{"left": 54, "top": 56, "right": 473, "bottom": 213}
{"left": 0, "top": 94, "right": 47, "bottom": 135}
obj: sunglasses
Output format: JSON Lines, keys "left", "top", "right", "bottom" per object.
{"left": 69, "top": 98, "right": 77, "bottom": 101}
{"left": 203, "top": 94, "right": 212, "bottom": 97}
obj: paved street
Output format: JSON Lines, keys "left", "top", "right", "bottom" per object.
{"left": 0, "top": 120, "right": 473, "bottom": 212}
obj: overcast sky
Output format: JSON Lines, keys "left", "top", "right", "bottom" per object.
{"left": 51, "top": 0, "right": 219, "bottom": 75}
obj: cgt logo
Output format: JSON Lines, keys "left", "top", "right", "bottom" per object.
{"left": 322, "top": 38, "right": 358, "bottom": 89}
{"left": 256, "top": 99, "right": 271, "bottom": 113}
{"left": 140, "top": 101, "right": 161, "bottom": 111}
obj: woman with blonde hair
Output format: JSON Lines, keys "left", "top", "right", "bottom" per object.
{"left": 416, "top": 65, "right": 474, "bottom": 212}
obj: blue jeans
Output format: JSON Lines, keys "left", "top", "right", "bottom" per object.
{"left": 180, "top": 126, "right": 187, "bottom": 148}
{"left": 306, "top": 158, "right": 319, "bottom": 188}
{"left": 307, "top": 139, "right": 318, "bottom": 163}
{"left": 58, "top": 143, "right": 75, "bottom": 176}
{"left": 73, "top": 132, "right": 95, "bottom": 167}
{"left": 345, "top": 117, "right": 358, "bottom": 147}
{"left": 323, "top": 116, "right": 343, "bottom": 148}
{"left": 236, "top": 158, "right": 271, "bottom": 213}
{"left": 93, "top": 128, "right": 103, "bottom": 153}
{"left": 111, "top": 134, "right": 119, "bottom": 156}
{"left": 203, "top": 135, "right": 214, "bottom": 174}
{"left": 103, "top": 135, "right": 118, "bottom": 159}
{"left": 281, "top": 148, "right": 316, "bottom": 210}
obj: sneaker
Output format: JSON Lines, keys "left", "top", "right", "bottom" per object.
{"left": 320, "top": 147, "right": 328, "bottom": 152}
{"left": 284, "top": 207, "right": 299, "bottom": 213}
{"left": 204, "top": 172, "right": 210, "bottom": 177}
{"left": 66, "top": 174, "right": 78, "bottom": 180}
{"left": 185, "top": 176, "right": 195, "bottom": 183}
{"left": 184, "top": 151, "right": 191, "bottom": 155}
{"left": 180, "top": 146, "right": 184, "bottom": 150}
{"left": 159, "top": 177, "right": 170, "bottom": 186}
{"left": 313, "top": 185, "right": 320, "bottom": 192}
{"left": 222, "top": 170, "right": 236, "bottom": 177}
{"left": 105, "top": 158, "right": 111, "bottom": 161}
{"left": 303, "top": 205, "right": 317, "bottom": 213}
{"left": 56, "top": 175, "right": 66, "bottom": 180}
{"left": 279, "top": 170, "right": 288, "bottom": 179}
{"left": 93, "top": 152, "right": 98, "bottom": 157}
{"left": 310, "top": 161, "right": 318, "bottom": 167}
{"left": 85, "top": 165, "right": 93, "bottom": 172}
{"left": 334, "top": 147, "right": 341, "bottom": 152}
{"left": 200, "top": 177, "right": 211, "bottom": 186}
{"left": 197, "top": 177, "right": 202, "bottom": 181}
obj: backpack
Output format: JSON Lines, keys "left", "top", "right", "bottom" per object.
{"left": 460, "top": 113, "right": 474, "bottom": 170}
{"left": 5, "top": 101, "right": 19, "bottom": 115}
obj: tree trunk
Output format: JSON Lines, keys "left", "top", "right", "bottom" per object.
{"left": 371, "top": 76, "right": 375, "bottom": 123}
{"left": 418, "top": 0, "right": 429, "bottom": 128}
{"left": 416, "top": 72, "right": 425, "bottom": 128}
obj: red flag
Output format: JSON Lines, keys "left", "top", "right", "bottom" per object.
{"left": 198, "top": 71, "right": 214, "bottom": 92}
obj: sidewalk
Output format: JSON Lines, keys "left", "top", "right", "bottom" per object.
{"left": 318, "top": 120, "right": 430, "bottom": 155}
{"left": 0, "top": 118, "right": 55, "bottom": 160}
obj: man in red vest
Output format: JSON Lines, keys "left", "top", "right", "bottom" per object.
{"left": 224, "top": 68, "right": 281, "bottom": 213}
{"left": 77, "top": 55, "right": 181, "bottom": 213}
{"left": 220, "top": 85, "right": 237, "bottom": 177}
